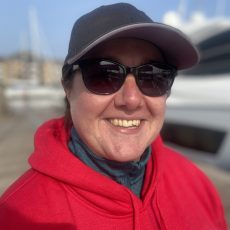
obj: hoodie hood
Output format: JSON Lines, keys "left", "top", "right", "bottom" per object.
{"left": 28, "top": 118, "right": 165, "bottom": 228}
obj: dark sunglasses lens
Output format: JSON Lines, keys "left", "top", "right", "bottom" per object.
{"left": 137, "top": 64, "right": 174, "bottom": 96}
{"left": 81, "top": 60, "right": 124, "bottom": 94}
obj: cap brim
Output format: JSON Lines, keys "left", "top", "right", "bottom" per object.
{"left": 67, "top": 23, "right": 199, "bottom": 70}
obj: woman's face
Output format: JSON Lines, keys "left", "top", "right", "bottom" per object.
{"left": 66, "top": 38, "right": 167, "bottom": 162}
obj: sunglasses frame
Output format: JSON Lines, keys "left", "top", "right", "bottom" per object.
{"left": 73, "top": 58, "right": 177, "bottom": 97}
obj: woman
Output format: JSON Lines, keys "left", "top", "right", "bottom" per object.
{"left": 0, "top": 3, "right": 227, "bottom": 230}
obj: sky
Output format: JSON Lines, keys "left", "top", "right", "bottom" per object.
{"left": 0, "top": 0, "right": 229, "bottom": 60}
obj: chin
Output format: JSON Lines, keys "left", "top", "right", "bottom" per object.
{"left": 106, "top": 152, "right": 142, "bottom": 162}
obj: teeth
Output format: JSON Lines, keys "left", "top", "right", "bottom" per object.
{"left": 110, "top": 119, "right": 141, "bottom": 128}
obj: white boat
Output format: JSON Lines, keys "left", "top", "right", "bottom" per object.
{"left": 4, "top": 82, "right": 65, "bottom": 111}
{"left": 163, "top": 18, "right": 230, "bottom": 170}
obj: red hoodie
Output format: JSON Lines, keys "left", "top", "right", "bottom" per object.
{"left": 0, "top": 118, "right": 227, "bottom": 230}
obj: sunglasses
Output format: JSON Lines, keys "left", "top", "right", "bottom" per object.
{"left": 73, "top": 59, "right": 177, "bottom": 97}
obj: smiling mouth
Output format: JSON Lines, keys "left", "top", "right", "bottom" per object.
{"left": 109, "top": 119, "right": 141, "bottom": 128}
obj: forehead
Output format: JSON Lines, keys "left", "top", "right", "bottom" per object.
{"left": 82, "top": 38, "right": 164, "bottom": 64}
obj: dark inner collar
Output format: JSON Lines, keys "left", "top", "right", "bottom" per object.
{"left": 68, "top": 127, "right": 151, "bottom": 197}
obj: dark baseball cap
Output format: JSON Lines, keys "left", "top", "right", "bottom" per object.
{"left": 63, "top": 3, "right": 199, "bottom": 71}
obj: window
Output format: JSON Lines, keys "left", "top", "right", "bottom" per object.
{"left": 161, "top": 122, "right": 226, "bottom": 154}
{"left": 182, "top": 29, "right": 230, "bottom": 75}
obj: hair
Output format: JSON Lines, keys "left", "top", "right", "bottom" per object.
{"left": 61, "top": 65, "right": 75, "bottom": 129}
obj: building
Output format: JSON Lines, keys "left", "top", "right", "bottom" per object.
{"left": 0, "top": 52, "right": 63, "bottom": 87}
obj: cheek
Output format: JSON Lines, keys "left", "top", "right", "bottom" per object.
{"left": 147, "top": 97, "right": 167, "bottom": 134}
{"left": 68, "top": 84, "right": 112, "bottom": 132}
{"left": 69, "top": 93, "right": 95, "bottom": 125}
{"left": 157, "top": 100, "right": 167, "bottom": 125}
{"left": 68, "top": 93, "right": 99, "bottom": 147}
{"left": 67, "top": 75, "right": 93, "bottom": 117}
{"left": 148, "top": 97, "right": 167, "bottom": 117}
{"left": 68, "top": 92, "right": 115, "bottom": 156}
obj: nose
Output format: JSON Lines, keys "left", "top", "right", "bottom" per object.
{"left": 114, "top": 74, "right": 143, "bottom": 111}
